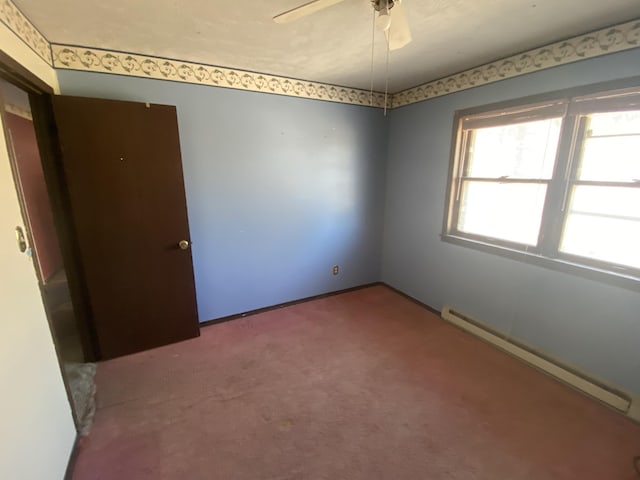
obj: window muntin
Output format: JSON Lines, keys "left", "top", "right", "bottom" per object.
{"left": 446, "top": 86, "right": 640, "bottom": 282}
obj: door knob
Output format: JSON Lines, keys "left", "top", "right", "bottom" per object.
{"left": 178, "top": 240, "right": 189, "bottom": 250}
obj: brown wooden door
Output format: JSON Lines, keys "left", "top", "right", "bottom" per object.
{"left": 52, "top": 96, "right": 199, "bottom": 359}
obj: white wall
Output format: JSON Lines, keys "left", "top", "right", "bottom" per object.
{"left": 0, "top": 23, "right": 76, "bottom": 480}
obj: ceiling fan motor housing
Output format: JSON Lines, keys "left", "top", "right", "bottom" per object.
{"left": 372, "top": 0, "right": 397, "bottom": 12}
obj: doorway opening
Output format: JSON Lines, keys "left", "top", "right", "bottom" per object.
{"left": 0, "top": 77, "right": 96, "bottom": 434}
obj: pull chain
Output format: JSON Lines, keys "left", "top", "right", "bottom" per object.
{"left": 369, "top": 7, "right": 376, "bottom": 107}
{"left": 384, "top": 22, "right": 390, "bottom": 116}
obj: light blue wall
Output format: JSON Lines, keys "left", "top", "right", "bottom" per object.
{"left": 57, "top": 71, "right": 388, "bottom": 321}
{"left": 382, "top": 49, "right": 640, "bottom": 394}
{"left": 58, "top": 49, "right": 640, "bottom": 394}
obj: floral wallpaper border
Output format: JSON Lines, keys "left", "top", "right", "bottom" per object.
{"left": 0, "top": 0, "right": 52, "bottom": 65}
{"left": 392, "top": 19, "right": 640, "bottom": 108}
{"left": 3, "top": 0, "right": 638, "bottom": 109}
{"left": 51, "top": 45, "right": 389, "bottom": 108}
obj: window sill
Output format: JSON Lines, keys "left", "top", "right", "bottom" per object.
{"left": 441, "top": 233, "right": 640, "bottom": 293}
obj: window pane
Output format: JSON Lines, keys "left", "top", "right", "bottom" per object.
{"left": 578, "top": 135, "right": 640, "bottom": 182}
{"left": 587, "top": 110, "right": 640, "bottom": 136}
{"left": 565, "top": 185, "right": 639, "bottom": 218}
{"left": 560, "top": 186, "right": 640, "bottom": 269}
{"left": 457, "top": 182, "right": 547, "bottom": 245}
{"left": 466, "top": 118, "right": 561, "bottom": 179}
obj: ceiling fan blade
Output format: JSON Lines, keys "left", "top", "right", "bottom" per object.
{"left": 385, "top": 2, "right": 412, "bottom": 51}
{"left": 273, "top": 0, "right": 346, "bottom": 24}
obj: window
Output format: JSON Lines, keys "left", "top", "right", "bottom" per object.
{"left": 444, "top": 82, "right": 640, "bottom": 284}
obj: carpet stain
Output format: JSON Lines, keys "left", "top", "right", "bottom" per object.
{"left": 278, "top": 419, "right": 293, "bottom": 431}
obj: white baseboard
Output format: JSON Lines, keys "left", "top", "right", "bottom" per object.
{"left": 627, "top": 397, "right": 640, "bottom": 422}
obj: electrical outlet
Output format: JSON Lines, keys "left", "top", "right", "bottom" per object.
{"left": 332, "top": 265, "right": 339, "bottom": 275}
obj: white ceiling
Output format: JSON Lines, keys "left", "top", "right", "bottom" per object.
{"left": 14, "top": 0, "right": 640, "bottom": 92}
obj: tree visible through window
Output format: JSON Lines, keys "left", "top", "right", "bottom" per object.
{"left": 445, "top": 84, "right": 640, "bottom": 281}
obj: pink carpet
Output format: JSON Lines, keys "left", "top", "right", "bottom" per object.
{"left": 71, "top": 285, "right": 640, "bottom": 479}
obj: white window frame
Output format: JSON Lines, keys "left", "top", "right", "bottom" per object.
{"left": 442, "top": 78, "right": 640, "bottom": 291}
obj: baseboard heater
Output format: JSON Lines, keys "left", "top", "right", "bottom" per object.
{"left": 441, "top": 305, "right": 638, "bottom": 420}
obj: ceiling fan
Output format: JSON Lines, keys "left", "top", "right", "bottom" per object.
{"left": 273, "top": 0, "right": 412, "bottom": 51}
